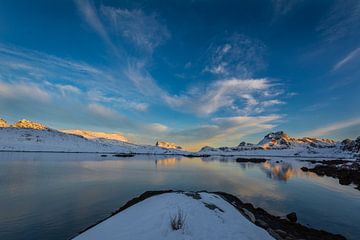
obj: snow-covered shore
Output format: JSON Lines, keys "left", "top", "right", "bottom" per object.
{"left": 73, "top": 192, "right": 274, "bottom": 240}
{"left": 72, "top": 191, "right": 346, "bottom": 240}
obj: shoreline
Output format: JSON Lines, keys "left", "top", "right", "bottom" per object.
{"left": 0, "top": 150, "right": 354, "bottom": 160}
{"left": 72, "top": 190, "right": 346, "bottom": 240}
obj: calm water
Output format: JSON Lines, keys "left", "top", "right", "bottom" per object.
{"left": 0, "top": 152, "right": 359, "bottom": 240}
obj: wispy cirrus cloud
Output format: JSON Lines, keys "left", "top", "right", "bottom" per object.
{"left": 0, "top": 43, "right": 147, "bottom": 113}
{"left": 300, "top": 117, "right": 360, "bottom": 137}
{"left": 333, "top": 47, "right": 360, "bottom": 71}
{"left": 74, "top": 0, "right": 115, "bottom": 49}
{"left": 203, "top": 33, "right": 266, "bottom": 78}
{"left": 317, "top": 0, "right": 360, "bottom": 43}
{"left": 101, "top": 6, "right": 170, "bottom": 53}
{"left": 272, "top": 0, "right": 303, "bottom": 16}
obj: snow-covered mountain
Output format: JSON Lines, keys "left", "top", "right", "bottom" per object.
{"left": 155, "top": 141, "right": 182, "bottom": 150}
{"left": 199, "top": 131, "right": 359, "bottom": 158}
{"left": 0, "top": 118, "right": 185, "bottom": 154}
{"left": 61, "top": 129, "right": 129, "bottom": 143}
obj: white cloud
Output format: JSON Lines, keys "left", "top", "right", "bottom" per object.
{"left": 145, "top": 123, "right": 169, "bottom": 133}
{"left": 101, "top": 6, "right": 170, "bottom": 53}
{"left": 333, "top": 47, "right": 360, "bottom": 71}
{"left": 164, "top": 78, "right": 282, "bottom": 115}
{"left": 0, "top": 81, "right": 50, "bottom": 102}
{"left": 87, "top": 103, "right": 118, "bottom": 119}
{"left": 301, "top": 118, "right": 360, "bottom": 137}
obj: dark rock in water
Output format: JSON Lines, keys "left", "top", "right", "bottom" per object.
{"left": 113, "top": 153, "right": 135, "bottom": 157}
{"left": 100, "top": 154, "right": 107, "bottom": 157}
{"left": 301, "top": 161, "right": 360, "bottom": 191}
{"left": 236, "top": 157, "right": 267, "bottom": 163}
{"left": 301, "top": 167, "right": 309, "bottom": 172}
{"left": 286, "top": 212, "right": 297, "bottom": 223}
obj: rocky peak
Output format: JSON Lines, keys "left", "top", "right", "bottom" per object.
{"left": 341, "top": 137, "right": 360, "bottom": 153}
{"left": 12, "top": 119, "right": 48, "bottom": 130}
{"left": 0, "top": 118, "right": 9, "bottom": 128}
{"left": 155, "top": 141, "right": 182, "bottom": 150}
{"left": 257, "top": 131, "right": 292, "bottom": 149}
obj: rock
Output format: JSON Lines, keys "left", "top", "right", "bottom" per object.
{"left": 12, "top": 119, "right": 48, "bottom": 130}
{"left": 341, "top": 136, "right": 360, "bottom": 153}
{"left": 238, "top": 141, "right": 254, "bottom": 147}
{"left": 255, "top": 219, "right": 268, "bottom": 228}
{"left": 286, "top": 212, "right": 297, "bottom": 223}
{"left": 267, "top": 228, "right": 283, "bottom": 240}
{"left": 0, "top": 118, "right": 9, "bottom": 128}
{"left": 300, "top": 167, "right": 309, "bottom": 172}
{"left": 242, "top": 208, "right": 256, "bottom": 223}
{"left": 155, "top": 141, "right": 182, "bottom": 150}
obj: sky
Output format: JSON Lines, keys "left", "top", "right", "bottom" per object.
{"left": 0, "top": 0, "right": 359, "bottom": 150}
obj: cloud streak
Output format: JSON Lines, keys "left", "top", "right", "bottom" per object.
{"left": 301, "top": 118, "right": 360, "bottom": 137}
{"left": 333, "top": 47, "right": 360, "bottom": 71}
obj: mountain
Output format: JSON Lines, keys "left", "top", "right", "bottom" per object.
{"left": 0, "top": 118, "right": 9, "bottom": 128}
{"left": 199, "top": 131, "right": 358, "bottom": 158}
{"left": 61, "top": 129, "right": 129, "bottom": 143}
{"left": 0, "top": 117, "right": 185, "bottom": 154}
{"left": 12, "top": 119, "right": 48, "bottom": 130}
{"left": 257, "top": 131, "right": 335, "bottom": 150}
{"left": 155, "top": 141, "right": 182, "bottom": 150}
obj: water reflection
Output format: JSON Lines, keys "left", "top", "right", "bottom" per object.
{"left": 0, "top": 153, "right": 359, "bottom": 240}
{"left": 155, "top": 157, "right": 181, "bottom": 167}
{"left": 260, "top": 161, "right": 298, "bottom": 181}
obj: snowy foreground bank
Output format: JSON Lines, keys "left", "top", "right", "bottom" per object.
{"left": 73, "top": 191, "right": 345, "bottom": 240}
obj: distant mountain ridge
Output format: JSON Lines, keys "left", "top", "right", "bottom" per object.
{"left": 199, "top": 131, "right": 360, "bottom": 157}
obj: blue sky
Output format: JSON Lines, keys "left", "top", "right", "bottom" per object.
{"left": 0, "top": 0, "right": 359, "bottom": 150}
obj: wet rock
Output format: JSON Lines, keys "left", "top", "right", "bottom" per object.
{"left": 113, "top": 153, "right": 135, "bottom": 157}
{"left": 286, "top": 212, "right": 297, "bottom": 223}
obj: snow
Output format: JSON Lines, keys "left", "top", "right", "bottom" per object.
{"left": 73, "top": 192, "right": 274, "bottom": 240}
{"left": 0, "top": 128, "right": 186, "bottom": 155}
{"left": 0, "top": 127, "right": 357, "bottom": 159}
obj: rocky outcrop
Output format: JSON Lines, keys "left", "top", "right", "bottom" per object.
{"left": 12, "top": 119, "right": 48, "bottom": 130}
{"left": 0, "top": 118, "right": 9, "bottom": 128}
{"left": 62, "top": 130, "right": 128, "bottom": 142}
{"left": 238, "top": 141, "right": 254, "bottom": 147}
{"left": 155, "top": 141, "right": 182, "bottom": 150}
{"left": 341, "top": 137, "right": 360, "bottom": 153}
